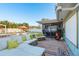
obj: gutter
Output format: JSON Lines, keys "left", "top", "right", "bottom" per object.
{"left": 56, "top": 3, "right": 79, "bottom": 20}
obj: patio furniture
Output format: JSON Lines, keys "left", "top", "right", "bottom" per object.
{"left": 0, "top": 43, "right": 45, "bottom": 56}
{"left": 55, "top": 31, "right": 61, "bottom": 40}
{"left": 37, "top": 36, "right": 46, "bottom": 41}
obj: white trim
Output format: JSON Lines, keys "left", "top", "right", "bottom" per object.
{"left": 62, "top": 4, "right": 79, "bottom": 11}
{"left": 56, "top": 4, "right": 79, "bottom": 11}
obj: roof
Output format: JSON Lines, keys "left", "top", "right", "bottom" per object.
{"left": 37, "top": 19, "right": 63, "bottom": 24}
{"left": 56, "top": 3, "right": 78, "bottom": 20}
{"left": 18, "top": 26, "right": 29, "bottom": 29}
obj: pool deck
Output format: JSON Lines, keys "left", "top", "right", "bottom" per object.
{"left": 37, "top": 38, "right": 69, "bottom": 56}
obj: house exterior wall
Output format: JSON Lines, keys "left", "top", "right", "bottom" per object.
{"left": 64, "top": 10, "right": 79, "bottom": 55}
{"left": 78, "top": 10, "right": 79, "bottom": 49}
{"left": 42, "top": 23, "right": 58, "bottom": 37}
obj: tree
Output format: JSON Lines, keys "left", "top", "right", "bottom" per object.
{"left": 17, "top": 23, "right": 29, "bottom": 27}
{"left": 22, "top": 23, "right": 29, "bottom": 27}
{"left": 0, "top": 20, "right": 29, "bottom": 28}
{"left": 0, "top": 20, "right": 9, "bottom": 28}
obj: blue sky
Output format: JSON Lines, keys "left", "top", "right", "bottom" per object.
{"left": 0, "top": 3, "right": 56, "bottom": 26}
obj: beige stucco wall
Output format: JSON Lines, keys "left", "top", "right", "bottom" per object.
{"left": 0, "top": 28, "right": 24, "bottom": 34}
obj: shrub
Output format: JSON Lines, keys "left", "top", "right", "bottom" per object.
{"left": 36, "top": 33, "right": 43, "bottom": 37}
{"left": 30, "top": 35, "right": 34, "bottom": 40}
{"left": 7, "top": 40, "right": 19, "bottom": 49}
{"left": 30, "top": 34, "right": 36, "bottom": 39}
{"left": 22, "top": 36, "right": 27, "bottom": 42}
